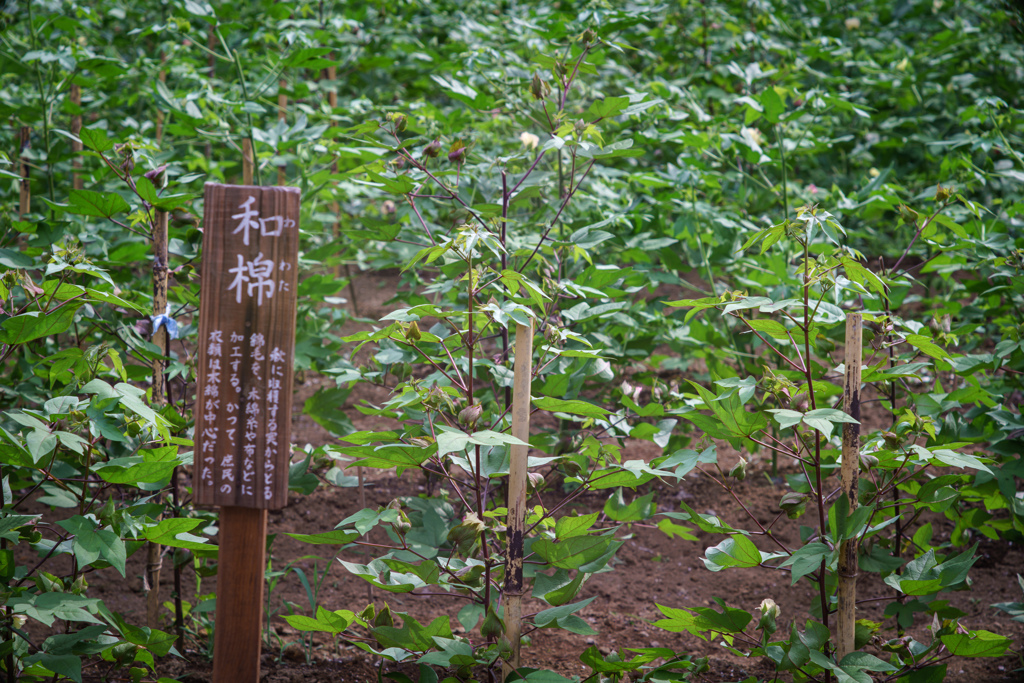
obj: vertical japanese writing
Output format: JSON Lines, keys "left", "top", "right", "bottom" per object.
{"left": 264, "top": 347, "right": 285, "bottom": 500}
{"left": 201, "top": 330, "right": 222, "bottom": 492}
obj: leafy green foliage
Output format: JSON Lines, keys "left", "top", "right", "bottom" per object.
{"left": 1, "top": 0, "right": 1022, "bottom": 679}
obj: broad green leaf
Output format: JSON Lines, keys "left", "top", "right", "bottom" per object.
{"left": 142, "top": 518, "right": 214, "bottom": 552}
{"left": 532, "top": 397, "right": 611, "bottom": 417}
{"left": 67, "top": 189, "right": 130, "bottom": 218}
{"left": 533, "top": 535, "right": 620, "bottom": 570}
{"left": 286, "top": 529, "right": 360, "bottom": 545}
{"left": 702, "top": 535, "right": 763, "bottom": 571}
{"left": 940, "top": 630, "right": 1012, "bottom": 657}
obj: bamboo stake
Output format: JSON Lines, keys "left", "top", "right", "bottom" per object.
{"left": 70, "top": 85, "right": 83, "bottom": 190}
{"left": 502, "top": 322, "right": 533, "bottom": 680}
{"left": 836, "top": 312, "right": 863, "bottom": 662}
{"left": 205, "top": 28, "right": 215, "bottom": 162}
{"left": 155, "top": 65, "right": 167, "bottom": 145}
{"left": 145, "top": 208, "right": 170, "bottom": 630}
{"left": 277, "top": 78, "right": 287, "bottom": 186}
{"left": 242, "top": 139, "right": 254, "bottom": 185}
{"left": 326, "top": 63, "right": 342, "bottom": 280}
{"left": 18, "top": 127, "right": 30, "bottom": 218}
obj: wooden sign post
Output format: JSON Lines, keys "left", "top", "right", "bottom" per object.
{"left": 194, "top": 183, "right": 300, "bottom": 682}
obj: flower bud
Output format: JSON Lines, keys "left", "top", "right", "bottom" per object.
{"left": 560, "top": 457, "right": 583, "bottom": 477}
{"left": 458, "top": 403, "right": 482, "bottom": 427}
{"left": 358, "top": 604, "right": 376, "bottom": 623}
{"left": 423, "top": 139, "right": 441, "bottom": 158}
{"left": 581, "top": 28, "right": 596, "bottom": 43}
{"left": 779, "top": 491, "right": 806, "bottom": 519}
{"left": 728, "top": 456, "right": 747, "bottom": 481}
{"left": 859, "top": 453, "right": 878, "bottom": 472}
{"left": 882, "top": 431, "right": 902, "bottom": 450}
{"left": 405, "top": 321, "right": 422, "bottom": 342}
{"left": 393, "top": 114, "right": 407, "bottom": 132}
{"left": 935, "top": 184, "right": 953, "bottom": 202}
{"left": 447, "top": 513, "right": 486, "bottom": 554}
{"left": 757, "top": 598, "right": 781, "bottom": 633}
{"left": 574, "top": 119, "right": 587, "bottom": 137}
{"left": 143, "top": 165, "right": 167, "bottom": 187}
{"left": 448, "top": 142, "right": 467, "bottom": 164}
{"left": 527, "top": 471, "right": 545, "bottom": 493}
{"left": 898, "top": 204, "right": 919, "bottom": 226}
{"left": 531, "top": 73, "right": 546, "bottom": 100}
{"left": 394, "top": 510, "right": 412, "bottom": 534}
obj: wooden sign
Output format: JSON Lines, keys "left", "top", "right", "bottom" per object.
{"left": 194, "top": 183, "right": 300, "bottom": 509}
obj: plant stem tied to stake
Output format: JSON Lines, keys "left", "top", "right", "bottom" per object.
{"left": 836, "top": 313, "right": 862, "bottom": 662}
{"left": 502, "top": 322, "right": 533, "bottom": 680}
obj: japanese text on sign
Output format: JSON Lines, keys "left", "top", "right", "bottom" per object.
{"left": 194, "top": 184, "right": 300, "bottom": 509}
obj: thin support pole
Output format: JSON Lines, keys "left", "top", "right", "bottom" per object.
{"left": 277, "top": 78, "right": 287, "bottom": 186}
{"left": 18, "top": 127, "right": 30, "bottom": 219}
{"left": 836, "top": 313, "right": 863, "bottom": 662}
{"left": 146, "top": 208, "right": 170, "bottom": 630}
{"left": 502, "top": 322, "right": 533, "bottom": 680}
{"left": 70, "top": 85, "right": 83, "bottom": 190}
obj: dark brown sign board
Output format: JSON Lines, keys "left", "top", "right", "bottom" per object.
{"left": 194, "top": 183, "right": 300, "bottom": 510}
{"left": 195, "top": 183, "right": 300, "bottom": 683}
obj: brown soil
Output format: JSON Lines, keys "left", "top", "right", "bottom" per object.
{"left": 42, "top": 272, "right": 1024, "bottom": 682}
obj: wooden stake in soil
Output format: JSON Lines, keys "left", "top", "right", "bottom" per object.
{"left": 145, "top": 208, "right": 170, "bottom": 629}
{"left": 212, "top": 506, "right": 268, "bottom": 683}
{"left": 502, "top": 322, "right": 533, "bottom": 679}
{"left": 70, "top": 84, "right": 83, "bottom": 190}
{"left": 18, "top": 127, "right": 30, "bottom": 219}
{"left": 194, "top": 183, "right": 300, "bottom": 682}
{"left": 836, "top": 312, "right": 863, "bottom": 662}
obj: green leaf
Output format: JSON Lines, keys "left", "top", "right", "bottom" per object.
{"left": 603, "top": 490, "right": 654, "bottom": 522}
{"left": 80, "top": 127, "right": 113, "bottom": 152}
{"left": 761, "top": 87, "right": 784, "bottom": 124}
{"left": 0, "top": 304, "right": 83, "bottom": 345}
{"left": 533, "top": 536, "right": 620, "bottom": 570}
{"left": 940, "top": 630, "right": 1012, "bottom": 658}
{"left": 554, "top": 513, "right": 599, "bottom": 540}
{"left": 702, "top": 535, "right": 763, "bottom": 571}
{"left": 56, "top": 516, "right": 126, "bottom": 576}
{"left": 286, "top": 529, "right": 360, "bottom": 545}
{"left": 905, "top": 334, "right": 950, "bottom": 360}
{"left": 779, "top": 542, "right": 833, "bottom": 585}
{"left": 532, "top": 397, "right": 611, "bottom": 417}
{"left": 67, "top": 189, "right": 130, "bottom": 218}
{"left": 142, "top": 518, "right": 214, "bottom": 552}
{"left": 303, "top": 386, "right": 355, "bottom": 437}
{"left": 653, "top": 600, "right": 752, "bottom": 639}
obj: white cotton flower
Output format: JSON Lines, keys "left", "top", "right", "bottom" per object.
{"left": 845, "top": 17, "right": 861, "bottom": 30}
{"left": 520, "top": 132, "right": 540, "bottom": 150}
{"left": 741, "top": 126, "right": 764, "bottom": 148}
